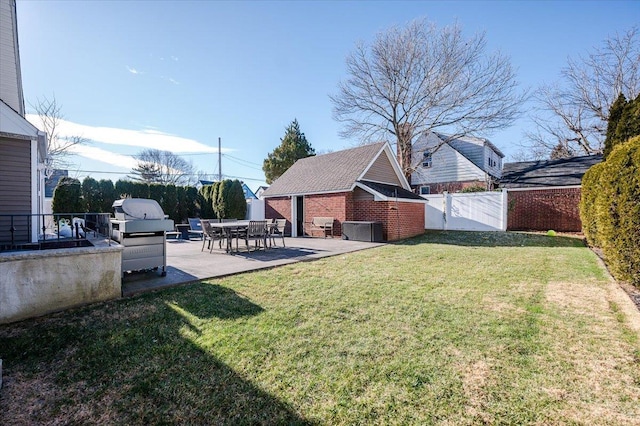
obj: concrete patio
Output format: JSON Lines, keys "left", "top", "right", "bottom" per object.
{"left": 122, "top": 237, "right": 384, "bottom": 296}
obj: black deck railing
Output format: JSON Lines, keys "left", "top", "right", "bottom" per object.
{"left": 0, "top": 212, "right": 112, "bottom": 252}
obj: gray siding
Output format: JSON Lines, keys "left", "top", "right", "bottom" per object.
{"left": 0, "top": 137, "right": 31, "bottom": 243}
{"left": 0, "top": 137, "right": 30, "bottom": 213}
{"left": 0, "top": 0, "right": 24, "bottom": 115}
{"left": 362, "top": 153, "right": 402, "bottom": 186}
{"left": 353, "top": 187, "right": 374, "bottom": 201}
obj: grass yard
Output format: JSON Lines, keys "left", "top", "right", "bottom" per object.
{"left": 1, "top": 231, "right": 639, "bottom": 425}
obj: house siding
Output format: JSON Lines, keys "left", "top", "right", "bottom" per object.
{"left": 362, "top": 153, "right": 402, "bottom": 185}
{"left": 507, "top": 187, "right": 582, "bottom": 232}
{"left": 0, "top": 0, "right": 23, "bottom": 115}
{"left": 483, "top": 145, "right": 503, "bottom": 178}
{"left": 411, "top": 143, "right": 485, "bottom": 187}
{"left": 0, "top": 136, "right": 31, "bottom": 243}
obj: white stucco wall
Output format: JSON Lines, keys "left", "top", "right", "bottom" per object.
{"left": 0, "top": 243, "right": 123, "bottom": 324}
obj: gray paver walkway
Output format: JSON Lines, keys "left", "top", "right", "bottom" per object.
{"left": 122, "top": 237, "right": 383, "bottom": 297}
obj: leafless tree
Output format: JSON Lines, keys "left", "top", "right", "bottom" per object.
{"left": 128, "top": 149, "right": 196, "bottom": 185}
{"left": 30, "top": 96, "right": 87, "bottom": 169}
{"left": 330, "top": 18, "right": 526, "bottom": 180}
{"left": 524, "top": 27, "right": 640, "bottom": 158}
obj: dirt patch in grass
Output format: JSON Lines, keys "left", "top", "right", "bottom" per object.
{"left": 461, "top": 359, "right": 493, "bottom": 423}
{"left": 544, "top": 279, "right": 640, "bottom": 425}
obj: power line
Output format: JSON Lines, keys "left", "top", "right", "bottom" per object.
{"left": 222, "top": 153, "right": 262, "bottom": 167}
{"left": 69, "top": 169, "right": 266, "bottom": 183}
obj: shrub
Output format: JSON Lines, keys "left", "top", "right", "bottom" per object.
{"left": 460, "top": 184, "right": 486, "bottom": 193}
{"left": 52, "top": 177, "right": 84, "bottom": 214}
{"left": 580, "top": 162, "right": 606, "bottom": 247}
{"left": 596, "top": 136, "right": 640, "bottom": 285}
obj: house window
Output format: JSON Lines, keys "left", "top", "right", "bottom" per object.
{"left": 420, "top": 186, "right": 430, "bottom": 195}
{"left": 422, "top": 151, "right": 432, "bottom": 168}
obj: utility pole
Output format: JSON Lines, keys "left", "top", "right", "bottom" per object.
{"left": 218, "top": 137, "right": 222, "bottom": 182}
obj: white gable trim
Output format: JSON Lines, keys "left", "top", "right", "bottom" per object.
{"left": 356, "top": 142, "right": 411, "bottom": 190}
{"left": 0, "top": 100, "right": 39, "bottom": 138}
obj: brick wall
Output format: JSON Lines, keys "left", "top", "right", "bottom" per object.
{"left": 507, "top": 187, "right": 582, "bottom": 232}
{"left": 353, "top": 199, "right": 424, "bottom": 241}
{"left": 265, "top": 197, "right": 292, "bottom": 235}
{"left": 304, "top": 192, "right": 350, "bottom": 237}
{"left": 267, "top": 191, "right": 425, "bottom": 241}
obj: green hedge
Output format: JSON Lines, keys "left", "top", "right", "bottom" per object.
{"left": 581, "top": 136, "right": 640, "bottom": 286}
{"left": 56, "top": 178, "right": 248, "bottom": 225}
{"left": 580, "top": 162, "right": 605, "bottom": 247}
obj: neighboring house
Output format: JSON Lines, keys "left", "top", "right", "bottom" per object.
{"left": 500, "top": 154, "right": 603, "bottom": 232}
{"left": 262, "top": 142, "right": 425, "bottom": 241}
{"left": 43, "top": 169, "right": 68, "bottom": 217}
{"left": 410, "top": 131, "right": 504, "bottom": 194}
{"left": 255, "top": 185, "right": 268, "bottom": 199}
{"left": 0, "top": 0, "right": 48, "bottom": 246}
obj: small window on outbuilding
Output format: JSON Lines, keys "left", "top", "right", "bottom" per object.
{"left": 422, "top": 151, "right": 432, "bottom": 168}
{"left": 420, "top": 186, "right": 431, "bottom": 195}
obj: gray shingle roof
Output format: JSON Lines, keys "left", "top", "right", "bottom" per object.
{"left": 358, "top": 180, "right": 425, "bottom": 200}
{"left": 262, "top": 142, "right": 386, "bottom": 197}
{"left": 500, "top": 155, "right": 603, "bottom": 188}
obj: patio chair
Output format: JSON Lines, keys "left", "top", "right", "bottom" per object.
{"left": 201, "top": 219, "right": 225, "bottom": 253}
{"left": 269, "top": 218, "right": 286, "bottom": 247}
{"left": 244, "top": 220, "right": 268, "bottom": 251}
{"left": 188, "top": 218, "right": 204, "bottom": 240}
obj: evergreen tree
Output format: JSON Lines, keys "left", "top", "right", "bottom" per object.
{"left": 229, "top": 180, "right": 247, "bottom": 220}
{"left": 262, "top": 119, "right": 315, "bottom": 184}
{"left": 604, "top": 93, "right": 627, "bottom": 159}
{"left": 615, "top": 94, "right": 640, "bottom": 146}
{"left": 81, "top": 177, "right": 100, "bottom": 212}
{"left": 97, "top": 179, "right": 116, "bottom": 212}
{"left": 604, "top": 93, "right": 640, "bottom": 159}
{"left": 52, "top": 177, "right": 84, "bottom": 214}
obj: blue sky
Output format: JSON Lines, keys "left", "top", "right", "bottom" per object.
{"left": 16, "top": 0, "right": 639, "bottom": 191}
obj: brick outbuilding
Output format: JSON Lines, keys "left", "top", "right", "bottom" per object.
{"left": 500, "top": 155, "right": 602, "bottom": 232}
{"left": 262, "top": 142, "right": 425, "bottom": 241}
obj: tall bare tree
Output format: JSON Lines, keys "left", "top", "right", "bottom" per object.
{"left": 128, "top": 149, "right": 195, "bottom": 185}
{"left": 30, "top": 96, "right": 86, "bottom": 169}
{"left": 330, "top": 18, "right": 526, "bottom": 180}
{"left": 525, "top": 27, "right": 640, "bottom": 159}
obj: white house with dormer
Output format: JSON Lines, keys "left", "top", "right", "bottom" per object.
{"left": 409, "top": 131, "right": 504, "bottom": 194}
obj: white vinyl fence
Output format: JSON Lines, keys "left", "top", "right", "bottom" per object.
{"left": 423, "top": 191, "right": 507, "bottom": 231}
{"left": 246, "top": 198, "right": 265, "bottom": 220}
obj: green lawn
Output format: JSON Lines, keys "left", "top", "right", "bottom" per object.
{"left": 1, "top": 231, "right": 639, "bottom": 425}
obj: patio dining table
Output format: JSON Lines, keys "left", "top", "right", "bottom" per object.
{"left": 209, "top": 220, "right": 276, "bottom": 253}
{"left": 208, "top": 220, "right": 249, "bottom": 253}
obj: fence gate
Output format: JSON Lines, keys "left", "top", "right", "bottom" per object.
{"left": 423, "top": 191, "right": 507, "bottom": 231}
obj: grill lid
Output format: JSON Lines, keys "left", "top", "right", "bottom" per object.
{"left": 112, "top": 198, "right": 166, "bottom": 220}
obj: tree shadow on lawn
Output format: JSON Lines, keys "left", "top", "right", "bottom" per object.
{"left": 0, "top": 282, "right": 314, "bottom": 425}
{"left": 397, "top": 230, "right": 586, "bottom": 248}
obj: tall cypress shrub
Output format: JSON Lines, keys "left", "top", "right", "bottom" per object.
{"left": 52, "top": 177, "right": 84, "bottom": 214}
{"left": 580, "top": 162, "right": 605, "bottom": 247}
{"left": 596, "top": 137, "right": 640, "bottom": 285}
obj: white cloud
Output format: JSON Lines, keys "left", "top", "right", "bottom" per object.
{"left": 126, "top": 66, "right": 143, "bottom": 75}
{"left": 26, "top": 115, "right": 225, "bottom": 154}
{"left": 171, "top": 56, "right": 178, "bottom": 62}
{"left": 69, "top": 145, "right": 138, "bottom": 170}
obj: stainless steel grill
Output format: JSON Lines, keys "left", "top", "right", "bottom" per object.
{"left": 110, "top": 199, "right": 174, "bottom": 277}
